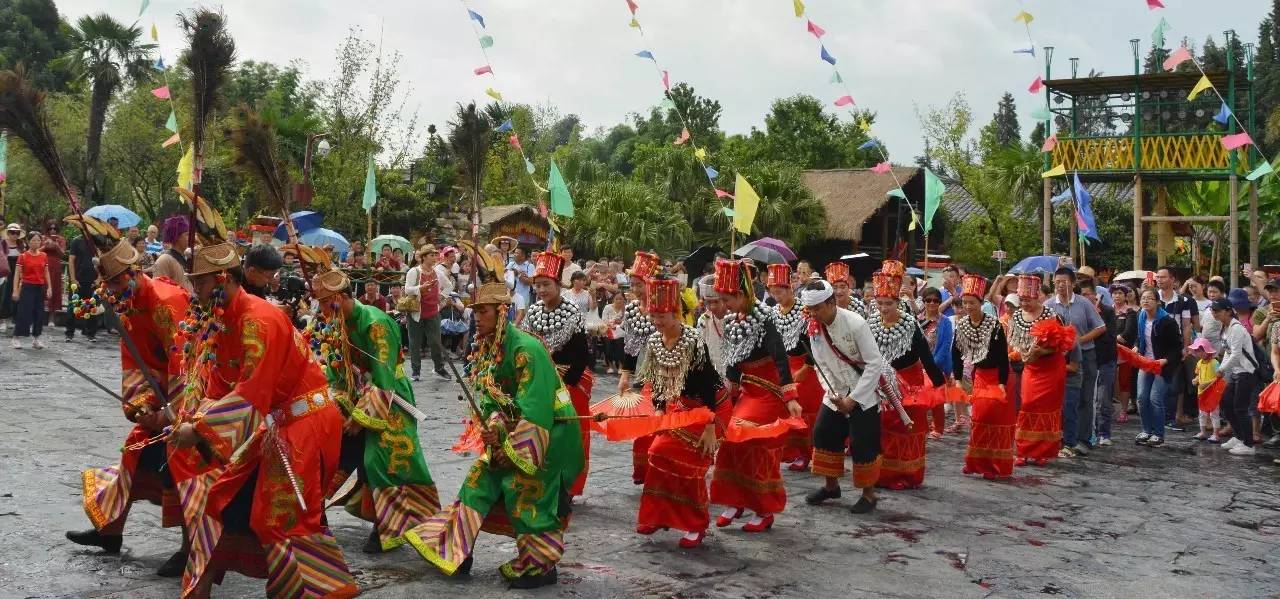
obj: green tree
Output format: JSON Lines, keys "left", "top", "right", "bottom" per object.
{"left": 1, "top": 93, "right": 87, "bottom": 225}
{"left": 99, "top": 84, "right": 182, "bottom": 221}
{"left": 572, "top": 179, "right": 691, "bottom": 257}
{"left": 56, "top": 13, "right": 155, "bottom": 203}
{"left": 0, "top": 0, "right": 72, "bottom": 91}
{"left": 447, "top": 101, "right": 492, "bottom": 220}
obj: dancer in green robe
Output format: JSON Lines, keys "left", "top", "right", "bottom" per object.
{"left": 309, "top": 268, "right": 439, "bottom": 553}
{"left": 403, "top": 280, "right": 583, "bottom": 590}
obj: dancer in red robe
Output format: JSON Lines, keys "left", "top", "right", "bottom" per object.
{"left": 710, "top": 259, "right": 802, "bottom": 533}
{"left": 634, "top": 277, "right": 730, "bottom": 548}
{"left": 953, "top": 275, "right": 1016, "bottom": 480}
{"left": 1008, "top": 275, "right": 1072, "bottom": 466}
{"left": 617, "top": 251, "right": 660, "bottom": 484}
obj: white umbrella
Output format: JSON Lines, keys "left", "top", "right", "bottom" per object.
{"left": 1113, "top": 270, "right": 1152, "bottom": 282}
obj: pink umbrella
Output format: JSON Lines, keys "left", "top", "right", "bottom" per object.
{"left": 737, "top": 237, "right": 797, "bottom": 262}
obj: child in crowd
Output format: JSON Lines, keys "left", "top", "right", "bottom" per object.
{"left": 1189, "top": 337, "right": 1221, "bottom": 443}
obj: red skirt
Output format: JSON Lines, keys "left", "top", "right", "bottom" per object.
{"left": 1117, "top": 362, "right": 1135, "bottom": 394}
{"left": 638, "top": 398, "right": 721, "bottom": 533}
{"left": 710, "top": 357, "right": 788, "bottom": 515}
{"left": 567, "top": 372, "right": 593, "bottom": 496}
{"left": 963, "top": 367, "right": 1017, "bottom": 479}
{"left": 1016, "top": 353, "right": 1065, "bottom": 461}
{"left": 632, "top": 435, "right": 654, "bottom": 483}
{"left": 781, "top": 355, "right": 822, "bottom": 463}
{"left": 877, "top": 362, "right": 932, "bottom": 490}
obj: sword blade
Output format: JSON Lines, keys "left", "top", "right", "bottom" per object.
{"left": 57, "top": 359, "right": 126, "bottom": 404}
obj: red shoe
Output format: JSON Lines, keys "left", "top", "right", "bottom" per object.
{"left": 982, "top": 473, "right": 997, "bottom": 481}
{"left": 889, "top": 481, "right": 908, "bottom": 491}
{"left": 715, "top": 508, "right": 743, "bottom": 528}
{"left": 786, "top": 458, "right": 809, "bottom": 472}
{"left": 635, "top": 524, "right": 660, "bottom": 535}
{"left": 1015, "top": 457, "right": 1028, "bottom": 467}
{"left": 678, "top": 531, "right": 705, "bottom": 548}
{"left": 961, "top": 466, "right": 974, "bottom": 475}
{"left": 1116, "top": 413, "right": 1129, "bottom": 424}
{"left": 741, "top": 514, "right": 774, "bottom": 533}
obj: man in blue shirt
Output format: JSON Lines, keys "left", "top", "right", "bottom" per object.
{"left": 1046, "top": 266, "right": 1107, "bottom": 457}
{"left": 937, "top": 265, "right": 962, "bottom": 318}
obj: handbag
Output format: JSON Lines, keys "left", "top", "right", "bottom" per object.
{"left": 396, "top": 267, "right": 422, "bottom": 313}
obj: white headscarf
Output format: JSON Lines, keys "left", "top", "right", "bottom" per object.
{"left": 801, "top": 280, "right": 835, "bottom": 306}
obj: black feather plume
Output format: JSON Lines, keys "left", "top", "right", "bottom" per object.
{"left": 0, "top": 67, "right": 80, "bottom": 210}
{"left": 226, "top": 105, "right": 293, "bottom": 222}
{"left": 179, "top": 8, "right": 236, "bottom": 160}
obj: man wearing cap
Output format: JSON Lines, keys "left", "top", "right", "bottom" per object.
{"left": 825, "top": 261, "right": 866, "bottom": 317}
{"left": 618, "top": 251, "right": 659, "bottom": 484}
{"left": 405, "top": 244, "right": 449, "bottom": 381}
{"left": 168, "top": 241, "right": 357, "bottom": 598}
{"left": 66, "top": 238, "right": 192, "bottom": 576}
{"left": 307, "top": 266, "right": 440, "bottom": 555}
{"left": 801, "top": 279, "right": 887, "bottom": 513}
{"left": 403, "top": 279, "right": 583, "bottom": 589}
{"left": 1076, "top": 265, "right": 1113, "bottom": 308}
{"left": 767, "top": 263, "right": 823, "bottom": 472}
{"left": 520, "top": 250, "right": 593, "bottom": 498}
{"left": 697, "top": 274, "right": 729, "bottom": 380}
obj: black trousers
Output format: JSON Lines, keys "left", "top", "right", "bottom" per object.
{"left": 811, "top": 402, "right": 881, "bottom": 487}
{"left": 13, "top": 284, "right": 46, "bottom": 337}
{"left": 1222, "top": 371, "right": 1258, "bottom": 447}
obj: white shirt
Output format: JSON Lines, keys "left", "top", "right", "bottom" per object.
{"left": 1218, "top": 319, "right": 1257, "bottom": 377}
{"left": 434, "top": 263, "right": 455, "bottom": 302}
{"left": 808, "top": 307, "right": 885, "bottom": 411}
{"left": 561, "top": 261, "right": 583, "bottom": 288}
{"left": 601, "top": 303, "right": 626, "bottom": 338}
{"left": 564, "top": 288, "right": 591, "bottom": 313}
{"left": 1143, "top": 320, "right": 1155, "bottom": 359}
{"left": 403, "top": 266, "right": 445, "bottom": 323}
{"left": 697, "top": 311, "right": 727, "bottom": 380}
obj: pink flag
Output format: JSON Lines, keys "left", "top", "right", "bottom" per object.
{"left": 151, "top": 86, "right": 171, "bottom": 99}
{"left": 1163, "top": 46, "right": 1191, "bottom": 71}
{"left": 871, "top": 161, "right": 891, "bottom": 174}
{"left": 161, "top": 132, "right": 181, "bottom": 148}
{"left": 1221, "top": 132, "right": 1254, "bottom": 150}
{"left": 474, "top": 65, "right": 493, "bottom": 76}
{"left": 626, "top": 0, "right": 638, "bottom": 14}
{"left": 1042, "top": 134, "right": 1058, "bottom": 152}
{"left": 1028, "top": 76, "right": 1043, "bottom": 94}
{"left": 714, "top": 188, "right": 734, "bottom": 199}
{"left": 509, "top": 134, "right": 522, "bottom": 150}
{"left": 674, "top": 128, "right": 690, "bottom": 146}
{"left": 807, "top": 20, "right": 825, "bottom": 38}
{"left": 1147, "top": 0, "right": 1165, "bottom": 8}
{"left": 834, "top": 95, "right": 854, "bottom": 107}
{"left": 662, "top": 70, "right": 670, "bottom": 90}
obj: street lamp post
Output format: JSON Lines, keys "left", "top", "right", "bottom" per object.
{"left": 294, "top": 133, "right": 331, "bottom": 209}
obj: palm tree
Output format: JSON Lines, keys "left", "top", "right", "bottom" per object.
{"left": 447, "top": 102, "right": 492, "bottom": 235}
{"left": 575, "top": 180, "right": 691, "bottom": 257}
{"left": 58, "top": 14, "right": 156, "bottom": 202}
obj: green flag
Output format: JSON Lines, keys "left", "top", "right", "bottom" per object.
{"left": 164, "top": 110, "right": 178, "bottom": 133}
{"left": 362, "top": 155, "right": 377, "bottom": 213}
{"left": 548, "top": 160, "right": 573, "bottom": 217}
{"left": 0, "top": 133, "right": 7, "bottom": 183}
{"left": 923, "top": 167, "right": 943, "bottom": 235}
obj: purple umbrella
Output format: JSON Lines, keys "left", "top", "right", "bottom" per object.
{"left": 736, "top": 237, "right": 797, "bottom": 262}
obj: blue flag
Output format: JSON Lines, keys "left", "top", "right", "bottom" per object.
{"left": 858, "top": 139, "right": 878, "bottom": 151}
{"left": 1213, "top": 103, "right": 1233, "bottom": 126}
{"left": 468, "top": 9, "right": 485, "bottom": 28}
{"left": 820, "top": 45, "right": 837, "bottom": 65}
{"left": 495, "top": 118, "right": 513, "bottom": 132}
{"left": 705, "top": 166, "right": 719, "bottom": 181}
{"left": 1050, "top": 187, "right": 1073, "bottom": 206}
{"left": 635, "top": 50, "right": 654, "bottom": 60}
{"left": 155, "top": 56, "right": 165, "bottom": 70}
{"left": 1073, "top": 173, "right": 1100, "bottom": 242}
{"left": 1013, "top": 47, "right": 1036, "bottom": 57}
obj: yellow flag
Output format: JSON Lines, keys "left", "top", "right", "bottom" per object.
{"left": 858, "top": 117, "right": 871, "bottom": 133}
{"left": 1014, "top": 11, "right": 1033, "bottom": 24}
{"left": 733, "top": 173, "right": 760, "bottom": 235}
{"left": 793, "top": 0, "right": 804, "bottom": 17}
{"left": 1188, "top": 75, "right": 1213, "bottom": 100}
{"left": 485, "top": 87, "right": 503, "bottom": 101}
{"left": 629, "top": 18, "right": 640, "bottom": 28}
{"left": 150, "top": 23, "right": 158, "bottom": 41}
{"left": 695, "top": 147, "right": 707, "bottom": 161}
{"left": 177, "top": 143, "right": 194, "bottom": 190}
{"left": 1041, "top": 164, "right": 1066, "bottom": 178}
{"left": 908, "top": 210, "right": 919, "bottom": 231}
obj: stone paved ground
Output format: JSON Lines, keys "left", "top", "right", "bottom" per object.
{"left": 1, "top": 336, "right": 1278, "bottom": 598}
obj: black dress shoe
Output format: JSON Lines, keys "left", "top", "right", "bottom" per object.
{"left": 65, "top": 529, "right": 123, "bottom": 554}
{"left": 450, "top": 556, "right": 473, "bottom": 578}
{"left": 849, "top": 496, "right": 878, "bottom": 514}
{"left": 362, "top": 529, "right": 384, "bottom": 554}
{"left": 805, "top": 486, "right": 841, "bottom": 505}
{"left": 508, "top": 567, "right": 558, "bottom": 590}
{"left": 156, "top": 550, "right": 188, "bottom": 577}
{"left": 1262, "top": 435, "right": 1280, "bottom": 449}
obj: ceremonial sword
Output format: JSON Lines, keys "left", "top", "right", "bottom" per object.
{"left": 57, "top": 359, "right": 125, "bottom": 403}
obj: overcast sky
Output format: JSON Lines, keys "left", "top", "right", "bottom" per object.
{"left": 59, "top": 0, "right": 1272, "bottom": 161}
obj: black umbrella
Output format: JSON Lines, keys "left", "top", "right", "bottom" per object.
{"left": 681, "top": 245, "right": 722, "bottom": 277}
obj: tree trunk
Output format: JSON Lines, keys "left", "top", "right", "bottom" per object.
{"left": 84, "top": 79, "right": 113, "bottom": 205}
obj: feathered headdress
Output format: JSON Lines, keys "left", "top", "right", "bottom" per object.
{"left": 280, "top": 243, "right": 333, "bottom": 274}
{"left": 458, "top": 239, "right": 505, "bottom": 284}
{"left": 173, "top": 187, "right": 228, "bottom": 245}
{"left": 62, "top": 215, "right": 120, "bottom": 252}
{"left": 0, "top": 67, "right": 80, "bottom": 211}
{"left": 226, "top": 105, "right": 296, "bottom": 237}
